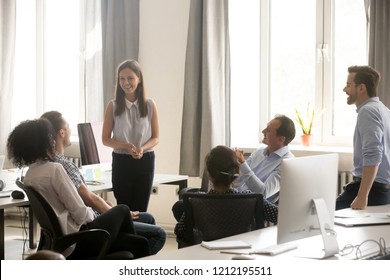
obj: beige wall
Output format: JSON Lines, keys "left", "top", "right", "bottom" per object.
{"left": 139, "top": 0, "right": 190, "bottom": 174}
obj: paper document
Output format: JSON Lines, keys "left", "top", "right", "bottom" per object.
{"left": 335, "top": 208, "right": 370, "bottom": 218}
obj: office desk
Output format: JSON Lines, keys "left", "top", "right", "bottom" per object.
{"left": 81, "top": 163, "right": 188, "bottom": 193}
{"left": 85, "top": 167, "right": 188, "bottom": 194}
{"left": 0, "top": 197, "right": 37, "bottom": 260}
{"left": 0, "top": 170, "right": 38, "bottom": 260}
{"left": 0, "top": 167, "right": 188, "bottom": 259}
{"left": 144, "top": 205, "right": 390, "bottom": 260}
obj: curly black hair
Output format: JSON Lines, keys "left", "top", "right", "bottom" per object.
{"left": 205, "top": 145, "right": 240, "bottom": 187}
{"left": 7, "top": 118, "right": 55, "bottom": 168}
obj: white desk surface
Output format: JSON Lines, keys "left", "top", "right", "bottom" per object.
{"left": 81, "top": 163, "right": 188, "bottom": 193}
{"left": 144, "top": 205, "right": 390, "bottom": 260}
{"left": 1, "top": 165, "right": 188, "bottom": 194}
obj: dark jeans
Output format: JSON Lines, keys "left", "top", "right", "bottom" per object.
{"left": 112, "top": 151, "right": 155, "bottom": 212}
{"left": 336, "top": 181, "right": 390, "bottom": 210}
{"left": 134, "top": 212, "right": 167, "bottom": 255}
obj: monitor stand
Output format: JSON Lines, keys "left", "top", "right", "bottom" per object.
{"left": 311, "top": 198, "right": 339, "bottom": 258}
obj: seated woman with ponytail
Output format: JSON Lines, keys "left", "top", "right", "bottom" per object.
{"left": 174, "top": 145, "right": 278, "bottom": 244}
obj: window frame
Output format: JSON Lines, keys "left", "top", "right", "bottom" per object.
{"left": 231, "top": 0, "right": 366, "bottom": 148}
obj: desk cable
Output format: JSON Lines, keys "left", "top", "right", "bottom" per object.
{"left": 17, "top": 206, "right": 29, "bottom": 259}
{"left": 339, "top": 237, "right": 387, "bottom": 259}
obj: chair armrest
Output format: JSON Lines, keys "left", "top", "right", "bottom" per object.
{"left": 54, "top": 229, "right": 110, "bottom": 259}
{"left": 178, "top": 187, "right": 201, "bottom": 199}
{"left": 103, "top": 251, "right": 134, "bottom": 260}
{"left": 128, "top": 234, "right": 150, "bottom": 258}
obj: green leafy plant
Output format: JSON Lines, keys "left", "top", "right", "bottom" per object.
{"left": 294, "top": 103, "right": 325, "bottom": 135}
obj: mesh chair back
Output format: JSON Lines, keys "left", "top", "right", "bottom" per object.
{"left": 182, "top": 193, "right": 264, "bottom": 245}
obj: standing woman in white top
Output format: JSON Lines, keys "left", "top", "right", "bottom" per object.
{"left": 102, "top": 60, "right": 159, "bottom": 212}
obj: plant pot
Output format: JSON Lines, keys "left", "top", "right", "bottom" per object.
{"left": 301, "top": 134, "right": 313, "bottom": 146}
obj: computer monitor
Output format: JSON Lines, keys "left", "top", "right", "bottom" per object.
{"left": 277, "top": 153, "right": 339, "bottom": 258}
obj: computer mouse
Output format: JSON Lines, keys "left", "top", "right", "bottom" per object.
{"left": 231, "top": 254, "right": 256, "bottom": 260}
{"left": 0, "top": 180, "right": 5, "bottom": 191}
{"left": 11, "top": 190, "right": 25, "bottom": 199}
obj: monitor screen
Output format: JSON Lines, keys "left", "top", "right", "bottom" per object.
{"left": 277, "top": 153, "right": 339, "bottom": 258}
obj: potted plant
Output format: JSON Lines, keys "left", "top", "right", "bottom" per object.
{"left": 294, "top": 103, "right": 325, "bottom": 146}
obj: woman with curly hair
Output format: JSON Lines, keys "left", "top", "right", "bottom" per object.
{"left": 7, "top": 119, "right": 149, "bottom": 259}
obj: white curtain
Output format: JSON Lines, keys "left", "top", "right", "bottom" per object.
{"left": 179, "top": 0, "right": 231, "bottom": 176}
{"left": 0, "top": 1, "right": 16, "bottom": 166}
{"left": 366, "top": 0, "right": 390, "bottom": 106}
{"left": 84, "top": 0, "right": 104, "bottom": 122}
{"left": 101, "top": 0, "right": 139, "bottom": 109}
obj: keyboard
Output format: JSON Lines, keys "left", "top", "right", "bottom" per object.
{"left": 251, "top": 243, "right": 298, "bottom": 256}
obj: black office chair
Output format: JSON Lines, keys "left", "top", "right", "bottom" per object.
{"left": 16, "top": 179, "right": 134, "bottom": 260}
{"left": 178, "top": 168, "right": 210, "bottom": 199}
{"left": 172, "top": 169, "right": 210, "bottom": 222}
{"left": 77, "top": 123, "right": 100, "bottom": 165}
{"left": 179, "top": 192, "right": 264, "bottom": 248}
{"left": 77, "top": 122, "right": 113, "bottom": 166}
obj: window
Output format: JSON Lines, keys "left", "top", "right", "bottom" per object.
{"left": 330, "top": 0, "right": 367, "bottom": 142}
{"left": 229, "top": 0, "right": 367, "bottom": 147}
{"left": 12, "top": 0, "right": 37, "bottom": 126}
{"left": 12, "top": 0, "right": 84, "bottom": 134}
{"left": 229, "top": 0, "right": 260, "bottom": 147}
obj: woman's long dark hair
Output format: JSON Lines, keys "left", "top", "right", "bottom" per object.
{"left": 7, "top": 119, "right": 55, "bottom": 168}
{"left": 114, "top": 60, "right": 148, "bottom": 117}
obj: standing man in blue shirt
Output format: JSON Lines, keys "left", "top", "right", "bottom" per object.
{"left": 336, "top": 65, "right": 390, "bottom": 210}
{"left": 234, "top": 114, "right": 296, "bottom": 203}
